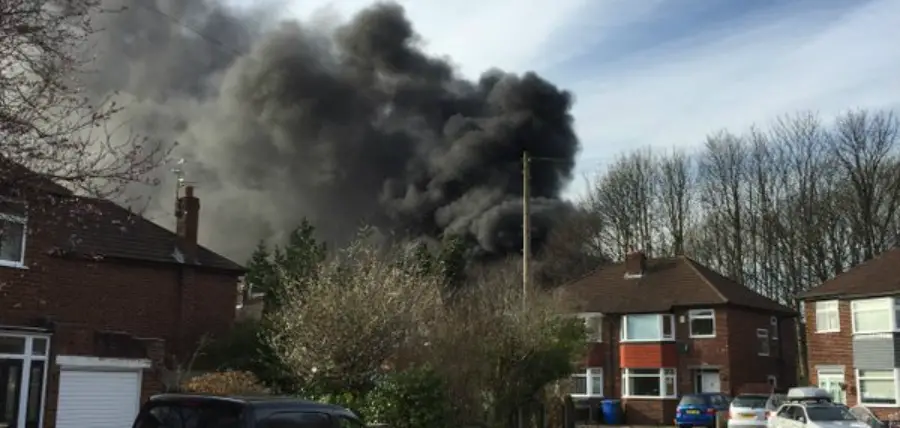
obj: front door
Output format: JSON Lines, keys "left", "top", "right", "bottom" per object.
{"left": 696, "top": 369, "right": 721, "bottom": 393}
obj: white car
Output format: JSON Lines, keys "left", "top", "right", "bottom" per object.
{"left": 729, "top": 393, "right": 785, "bottom": 428}
{"left": 768, "top": 402, "right": 867, "bottom": 428}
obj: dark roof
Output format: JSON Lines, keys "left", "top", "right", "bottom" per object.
{"left": 562, "top": 255, "right": 795, "bottom": 315}
{"left": 51, "top": 195, "right": 244, "bottom": 273}
{"left": 799, "top": 246, "right": 900, "bottom": 300}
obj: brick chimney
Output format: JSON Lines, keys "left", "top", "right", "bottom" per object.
{"left": 624, "top": 250, "right": 646, "bottom": 278}
{"left": 175, "top": 185, "right": 200, "bottom": 261}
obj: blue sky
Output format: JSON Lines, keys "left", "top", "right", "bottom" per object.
{"left": 263, "top": 0, "right": 900, "bottom": 199}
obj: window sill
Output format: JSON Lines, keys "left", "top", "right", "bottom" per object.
{"left": 689, "top": 334, "right": 716, "bottom": 339}
{"left": 815, "top": 329, "right": 840, "bottom": 334}
{"left": 0, "top": 260, "right": 27, "bottom": 270}
{"left": 620, "top": 339, "right": 676, "bottom": 343}
{"left": 622, "top": 395, "right": 677, "bottom": 400}
{"left": 570, "top": 394, "right": 604, "bottom": 399}
{"left": 853, "top": 331, "right": 899, "bottom": 336}
{"left": 758, "top": 353, "right": 770, "bottom": 357}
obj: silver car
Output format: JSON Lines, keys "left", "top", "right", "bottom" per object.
{"left": 729, "top": 394, "right": 785, "bottom": 428}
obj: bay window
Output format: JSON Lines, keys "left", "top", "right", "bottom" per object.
{"left": 815, "top": 300, "right": 840, "bottom": 333}
{"left": 578, "top": 313, "right": 603, "bottom": 342}
{"left": 621, "top": 314, "right": 675, "bottom": 342}
{"left": 622, "top": 368, "right": 677, "bottom": 398}
{"left": 851, "top": 298, "right": 900, "bottom": 334}
{"left": 571, "top": 368, "right": 603, "bottom": 397}
{"left": 0, "top": 332, "right": 49, "bottom": 428}
{"left": 857, "top": 369, "right": 898, "bottom": 406}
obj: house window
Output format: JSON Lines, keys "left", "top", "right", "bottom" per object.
{"left": 756, "top": 328, "right": 770, "bottom": 356}
{"left": 857, "top": 369, "right": 898, "bottom": 406}
{"left": 0, "top": 333, "right": 50, "bottom": 428}
{"left": 621, "top": 314, "right": 675, "bottom": 342}
{"left": 688, "top": 309, "right": 715, "bottom": 338}
{"left": 770, "top": 316, "right": 779, "bottom": 340}
{"left": 571, "top": 368, "right": 603, "bottom": 397}
{"left": 817, "top": 367, "right": 846, "bottom": 404}
{"left": 578, "top": 313, "right": 603, "bottom": 342}
{"left": 622, "top": 368, "right": 677, "bottom": 398}
{"left": 0, "top": 200, "right": 27, "bottom": 267}
{"left": 851, "top": 298, "right": 898, "bottom": 334}
{"left": 815, "top": 300, "right": 840, "bottom": 333}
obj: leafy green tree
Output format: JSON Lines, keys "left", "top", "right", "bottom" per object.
{"left": 267, "top": 219, "right": 327, "bottom": 313}
{"left": 244, "top": 241, "right": 276, "bottom": 300}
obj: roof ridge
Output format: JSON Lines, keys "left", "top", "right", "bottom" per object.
{"left": 680, "top": 256, "right": 729, "bottom": 304}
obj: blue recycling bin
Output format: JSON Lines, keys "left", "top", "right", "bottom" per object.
{"left": 601, "top": 399, "right": 624, "bottom": 424}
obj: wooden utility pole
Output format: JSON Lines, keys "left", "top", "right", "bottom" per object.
{"left": 522, "top": 150, "right": 531, "bottom": 308}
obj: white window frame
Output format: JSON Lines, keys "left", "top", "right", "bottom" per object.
{"left": 817, "top": 366, "right": 846, "bottom": 404}
{"left": 570, "top": 367, "right": 603, "bottom": 398}
{"left": 688, "top": 309, "right": 716, "bottom": 338}
{"left": 756, "top": 328, "right": 770, "bottom": 356}
{"left": 851, "top": 298, "right": 899, "bottom": 335}
{"left": 0, "top": 331, "right": 51, "bottom": 428}
{"left": 621, "top": 368, "right": 677, "bottom": 398}
{"left": 771, "top": 316, "right": 779, "bottom": 340}
{"left": 0, "top": 199, "right": 28, "bottom": 268}
{"left": 855, "top": 369, "right": 900, "bottom": 407}
{"left": 815, "top": 300, "right": 840, "bottom": 333}
{"left": 578, "top": 312, "right": 603, "bottom": 342}
{"left": 620, "top": 314, "right": 675, "bottom": 342}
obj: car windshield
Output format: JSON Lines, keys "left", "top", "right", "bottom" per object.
{"left": 806, "top": 406, "right": 857, "bottom": 421}
{"left": 732, "top": 395, "right": 769, "bottom": 409}
{"left": 133, "top": 401, "right": 243, "bottom": 428}
{"left": 679, "top": 395, "right": 709, "bottom": 406}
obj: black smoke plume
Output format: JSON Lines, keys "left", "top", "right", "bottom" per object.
{"left": 87, "top": 1, "right": 580, "bottom": 261}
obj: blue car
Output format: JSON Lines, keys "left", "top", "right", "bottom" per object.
{"left": 675, "top": 392, "right": 731, "bottom": 428}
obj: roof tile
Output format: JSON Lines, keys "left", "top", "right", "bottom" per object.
{"left": 561, "top": 255, "right": 794, "bottom": 315}
{"left": 51, "top": 195, "right": 244, "bottom": 273}
{"left": 799, "top": 246, "right": 900, "bottom": 300}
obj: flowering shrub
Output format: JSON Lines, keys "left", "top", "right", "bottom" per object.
{"left": 182, "top": 370, "right": 270, "bottom": 395}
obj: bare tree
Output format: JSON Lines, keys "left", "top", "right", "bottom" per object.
{"left": 583, "top": 150, "right": 658, "bottom": 259}
{"left": 656, "top": 149, "right": 694, "bottom": 256}
{"left": 697, "top": 131, "right": 748, "bottom": 282}
{"left": 1, "top": 1, "right": 165, "bottom": 198}
{"left": 829, "top": 110, "right": 900, "bottom": 260}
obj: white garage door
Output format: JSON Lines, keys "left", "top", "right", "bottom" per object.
{"left": 56, "top": 369, "right": 142, "bottom": 428}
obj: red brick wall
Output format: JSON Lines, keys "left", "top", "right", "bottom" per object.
{"left": 0, "top": 195, "right": 239, "bottom": 427}
{"left": 805, "top": 299, "right": 855, "bottom": 402}
{"left": 575, "top": 307, "right": 798, "bottom": 425}
{"left": 674, "top": 307, "right": 731, "bottom": 396}
{"left": 0, "top": 197, "right": 239, "bottom": 352}
{"left": 725, "top": 307, "right": 798, "bottom": 393}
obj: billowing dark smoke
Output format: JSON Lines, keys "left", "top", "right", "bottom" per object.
{"left": 86, "top": 1, "right": 579, "bottom": 261}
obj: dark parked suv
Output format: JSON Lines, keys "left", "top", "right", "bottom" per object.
{"left": 132, "top": 394, "right": 365, "bottom": 428}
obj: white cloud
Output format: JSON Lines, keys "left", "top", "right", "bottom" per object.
{"left": 278, "top": 0, "right": 900, "bottom": 202}
{"left": 566, "top": 0, "right": 900, "bottom": 197}
{"left": 281, "top": 0, "right": 615, "bottom": 77}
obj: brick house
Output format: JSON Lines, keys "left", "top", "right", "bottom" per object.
{"left": 561, "top": 251, "right": 798, "bottom": 425}
{"left": 0, "top": 179, "right": 243, "bottom": 428}
{"left": 800, "top": 247, "right": 900, "bottom": 422}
